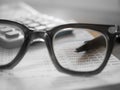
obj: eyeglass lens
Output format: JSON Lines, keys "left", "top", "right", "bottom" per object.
{"left": 0, "top": 23, "right": 24, "bottom": 66}
{"left": 53, "top": 28, "right": 107, "bottom": 72}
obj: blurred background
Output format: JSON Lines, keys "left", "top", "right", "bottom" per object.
{"left": 0, "top": 0, "right": 120, "bottom": 25}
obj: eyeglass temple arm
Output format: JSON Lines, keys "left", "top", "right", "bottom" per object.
{"left": 75, "top": 35, "right": 105, "bottom": 52}
{"left": 116, "top": 25, "right": 120, "bottom": 42}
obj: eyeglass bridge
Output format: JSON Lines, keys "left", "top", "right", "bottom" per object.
{"left": 30, "top": 30, "right": 47, "bottom": 44}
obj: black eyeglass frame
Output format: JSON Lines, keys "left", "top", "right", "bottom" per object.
{"left": 0, "top": 19, "right": 119, "bottom": 76}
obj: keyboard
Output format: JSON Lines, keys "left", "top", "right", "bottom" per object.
{"left": 0, "top": 2, "right": 72, "bottom": 48}
{"left": 0, "top": 2, "right": 69, "bottom": 31}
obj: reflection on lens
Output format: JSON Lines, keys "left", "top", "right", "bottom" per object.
{"left": 53, "top": 28, "right": 107, "bottom": 72}
{"left": 0, "top": 23, "right": 24, "bottom": 66}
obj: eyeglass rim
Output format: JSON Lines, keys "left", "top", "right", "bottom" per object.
{"left": 0, "top": 19, "right": 31, "bottom": 69}
{"left": 47, "top": 23, "right": 117, "bottom": 76}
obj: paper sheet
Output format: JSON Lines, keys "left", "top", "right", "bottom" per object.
{"left": 0, "top": 2, "right": 120, "bottom": 90}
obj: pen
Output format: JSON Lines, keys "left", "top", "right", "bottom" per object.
{"left": 75, "top": 35, "right": 106, "bottom": 52}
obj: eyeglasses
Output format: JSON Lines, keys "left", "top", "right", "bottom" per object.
{"left": 0, "top": 19, "right": 119, "bottom": 76}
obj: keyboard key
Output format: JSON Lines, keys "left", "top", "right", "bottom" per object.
{"left": 35, "top": 26, "right": 46, "bottom": 31}
{"left": 28, "top": 23, "right": 40, "bottom": 28}
{"left": 0, "top": 26, "right": 13, "bottom": 35}
{"left": 46, "top": 24, "right": 56, "bottom": 28}
{"left": 5, "top": 29, "right": 19, "bottom": 39}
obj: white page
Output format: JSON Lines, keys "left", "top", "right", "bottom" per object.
{"left": 0, "top": 2, "right": 120, "bottom": 90}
